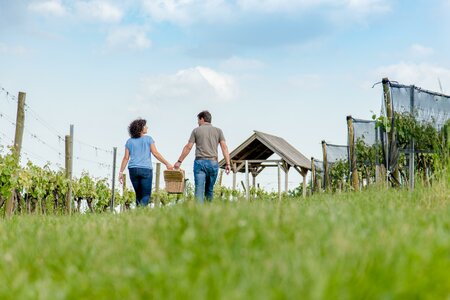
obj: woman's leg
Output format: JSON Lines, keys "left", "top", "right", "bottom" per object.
{"left": 139, "top": 168, "right": 153, "bottom": 206}
{"left": 129, "top": 168, "right": 143, "bottom": 206}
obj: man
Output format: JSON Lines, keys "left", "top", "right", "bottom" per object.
{"left": 174, "top": 111, "right": 231, "bottom": 202}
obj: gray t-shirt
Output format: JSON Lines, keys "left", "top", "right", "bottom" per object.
{"left": 189, "top": 123, "right": 225, "bottom": 160}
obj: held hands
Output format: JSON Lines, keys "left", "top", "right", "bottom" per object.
{"left": 225, "top": 164, "right": 231, "bottom": 175}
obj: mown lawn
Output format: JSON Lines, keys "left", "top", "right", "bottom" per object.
{"left": 1, "top": 181, "right": 449, "bottom": 299}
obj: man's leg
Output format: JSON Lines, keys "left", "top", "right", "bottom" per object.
{"left": 194, "top": 160, "right": 206, "bottom": 203}
{"left": 205, "top": 161, "right": 219, "bottom": 201}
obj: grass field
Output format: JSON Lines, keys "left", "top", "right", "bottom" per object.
{"left": 1, "top": 179, "right": 449, "bottom": 299}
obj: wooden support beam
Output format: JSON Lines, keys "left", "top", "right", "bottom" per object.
{"left": 347, "top": 115, "right": 359, "bottom": 191}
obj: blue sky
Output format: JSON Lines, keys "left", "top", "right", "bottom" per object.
{"left": 1, "top": 0, "right": 450, "bottom": 190}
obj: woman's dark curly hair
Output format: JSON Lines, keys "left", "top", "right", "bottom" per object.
{"left": 128, "top": 118, "right": 147, "bottom": 138}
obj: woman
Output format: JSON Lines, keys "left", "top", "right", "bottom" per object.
{"left": 119, "top": 118, "right": 173, "bottom": 207}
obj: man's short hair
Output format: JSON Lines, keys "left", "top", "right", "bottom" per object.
{"left": 197, "top": 110, "right": 212, "bottom": 123}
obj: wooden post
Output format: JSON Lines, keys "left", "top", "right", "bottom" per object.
{"left": 375, "top": 124, "right": 381, "bottom": 184}
{"left": 447, "top": 125, "right": 450, "bottom": 149}
{"left": 277, "top": 162, "right": 281, "bottom": 201}
{"left": 13, "top": 92, "right": 26, "bottom": 154}
{"left": 302, "top": 170, "right": 307, "bottom": 198}
{"left": 5, "top": 92, "right": 26, "bottom": 216}
{"left": 284, "top": 163, "right": 289, "bottom": 193}
{"left": 245, "top": 160, "right": 250, "bottom": 200}
{"left": 311, "top": 157, "right": 316, "bottom": 194}
{"left": 110, "top": 147, "right": 117, "bottom": 212}
{"left": 232, "top": 163, "right": 237, "bottom": 191}
{"left": 409, "top": 86, "right": 415, "bottom": 190}
{"left": 347, "top": 116, "right": 359, "bottom": 191}
{"left": 322, "top": 140, "right": 330, "bottom": 191}
{"left": 65, "top": 135, "right": 73, "bottom": 214}
{"left": 122, "top": 174, "right": 126, "bottom": 212}
{"left": 382, "top": 77, "right": 400, "bottom": 186}
{"left": 218, "top": 169, "right": 224, "bottom": 186}
{"left": 154, "top": 163, "right": 161, "bottom": 206}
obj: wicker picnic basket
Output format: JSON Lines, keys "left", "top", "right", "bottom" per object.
{"left": 163, "top": 169, "right": 185, "bottom": 194}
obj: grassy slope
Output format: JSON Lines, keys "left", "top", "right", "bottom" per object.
{"left": 1, "top": 180, "right": 449, "bottom": 299}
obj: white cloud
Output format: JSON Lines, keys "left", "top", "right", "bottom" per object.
{"left": 409, "top": 44, "right": 434, "bottom": 58}
{"left": 140, "top": 67, "right": 238, "bottom": 103}
{"left": 345, "top": 0, "right": 390, "bottom": 14}
{"left": 141, "top": 0, "right": 232, "bottom": 25}
{"left": 220, "top": 56, "right": 265, "bottom": 72}
{"left": 106, "top": 26, "right": 152, "bottom": 50}
{"left": 28, "top": 0, "right": 66, "bottom": 17}
{"left": 0, "top": 44, "right": 28, "bottom": 55}
{"left": 75, "top": 1, "right": 123, "bottom": 23}
{"left": 139, "top": 0, "right": 390, "bottom": 25}
{"left": 376, "top": 62, "right": 450, "bottom": 93}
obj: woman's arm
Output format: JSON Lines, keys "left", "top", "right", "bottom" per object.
{"left": 150, "top": 144, "right": 173, "bottom": 170}
{"left": 118, "top": 148, "right": 130, "bottom": 184}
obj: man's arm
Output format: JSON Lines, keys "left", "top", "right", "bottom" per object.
{"left": 174, "top": 142, "right": 194, "bottom": 169}
{"left": 220, "top": 140, "right": 231, "bottom": 174}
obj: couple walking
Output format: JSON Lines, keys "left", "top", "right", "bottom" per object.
{"left": 118, "top": 111, "right": 231, "bottom": 206}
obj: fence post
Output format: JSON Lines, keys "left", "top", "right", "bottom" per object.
{"left": 6, "top": 92, "right": 26, "bottom": 216}
{"left": 382, "top": 77, "right": 400, "bottom": 186}
{"left": 154, "top": 163, "right": 161, "bottom": 207}
{"left": 122, "top": 173, "right": 126, "bottom": 212}
{"left": 311, "top": 157, "right": 315, "bottom": 194}
{"left": 110, "top": 147, "right": 117, "bottom": 212}
{"left": 218, "top": 169, "right": 224, "bottom": 186}
{"left": 347, "top": 116, "right": 359, "bottom": 191}
{"left": 65, "top": 135, "right": 73, "bottom": 214}
{"left": 409, "top": 86, "right": 415, "bottom": 190}
{"left": 322, "top": 140, "right": 330, "bottom": 191}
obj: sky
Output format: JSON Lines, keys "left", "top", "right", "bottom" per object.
{"left": 1, "top": 0, "right": 450, "bottom": 191}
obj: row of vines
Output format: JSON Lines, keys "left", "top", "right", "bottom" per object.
{"left": 315, "top": 114, "right": 449, "bottom": 193}
{"left": 0, "top": 148, "right": 136, "bottom": 215}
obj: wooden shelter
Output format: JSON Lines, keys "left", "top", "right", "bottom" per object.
{"left": 219, "top": 131, "right": 311, "bottom": 199}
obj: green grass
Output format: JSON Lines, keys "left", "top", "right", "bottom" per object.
{"left": 1, "top": 181, "right": 449, "bottom": 299}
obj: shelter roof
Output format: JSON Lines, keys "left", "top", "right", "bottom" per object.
{"left": 219, "top": 131, "right": 311, "bottom": 172}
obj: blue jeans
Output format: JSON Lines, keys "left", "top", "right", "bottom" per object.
{"left": 194, "top": 160, "right": 219, "bottom": 203}
{"left": 129, "top": 168, "right": 153, "bottom": 207}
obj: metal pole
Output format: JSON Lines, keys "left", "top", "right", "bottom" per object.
{"left": 110, "top": 147, "right": 117, "bottom": 212}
